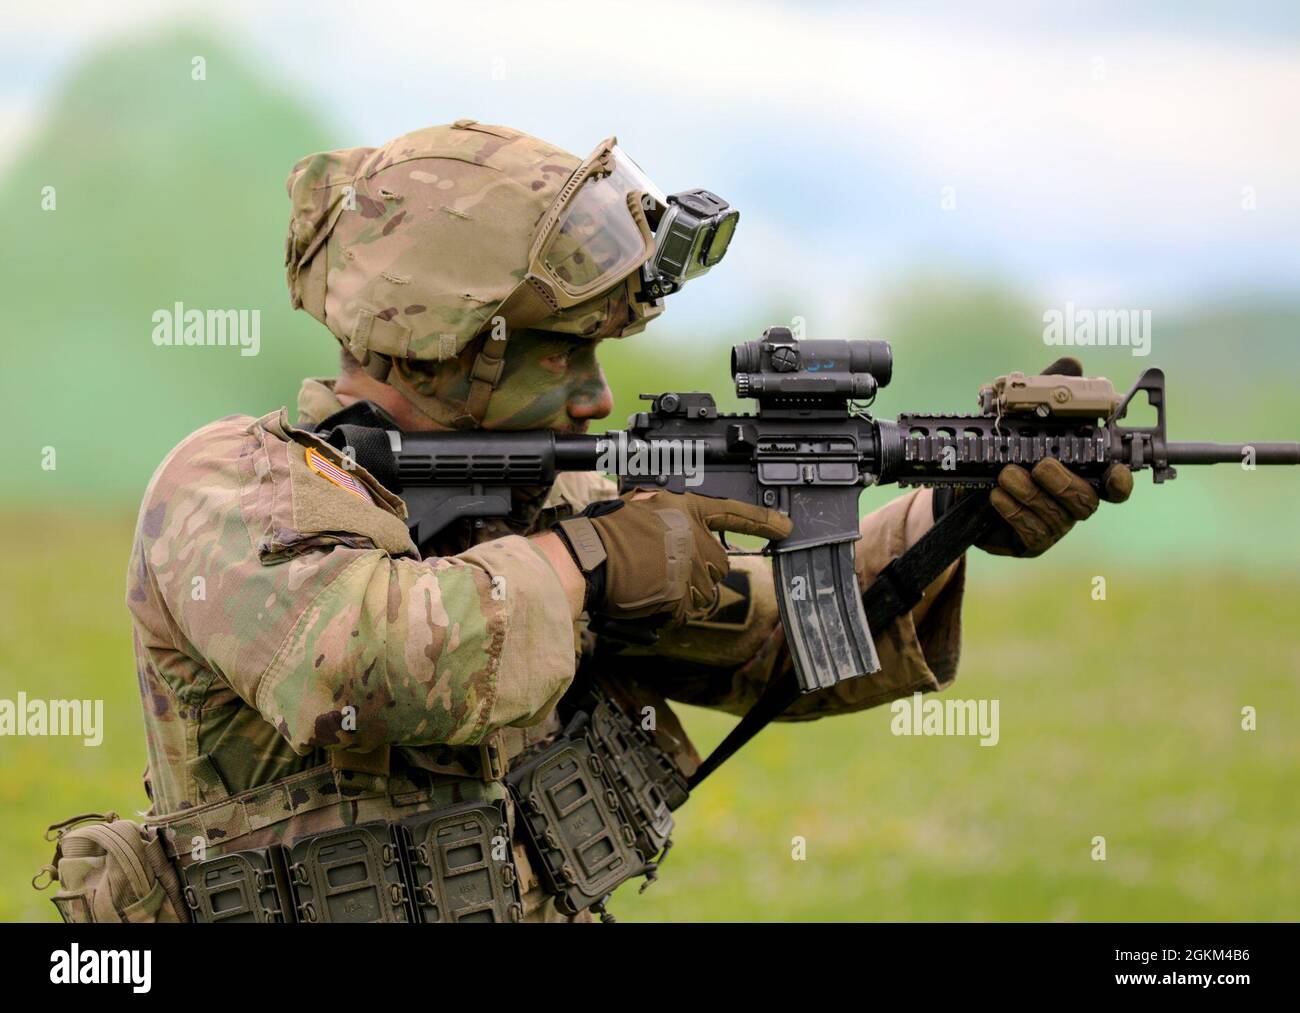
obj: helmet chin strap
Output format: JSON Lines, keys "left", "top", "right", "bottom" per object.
{"left": 385, "top": 355, "right": 484, "bottom": 430}
{"left": 360, "top": 352, "right": 391, "bottom": 383}
{"left": 463, "top": 329, "right": 509, "bottom": 425}
{"left": 463, "top": 276, "right": 558, "bottom": 424}
{"left": 352, "top": 329, "right": 507, "bottom": 432}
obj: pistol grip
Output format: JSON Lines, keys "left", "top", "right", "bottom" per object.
{"left": 772, "top": 540, "right": 880, "bottom": 693}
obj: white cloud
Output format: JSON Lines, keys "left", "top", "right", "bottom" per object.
{"left": 239, "top": 2, "right": 1300, "bottom": 212}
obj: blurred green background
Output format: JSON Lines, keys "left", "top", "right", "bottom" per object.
{"left": 0, "top": 30, "right": 1296, "bottom": 921}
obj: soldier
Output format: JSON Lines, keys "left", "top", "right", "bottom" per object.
{"left": 125, "top": 120, "right": 1132, "bottom": 922}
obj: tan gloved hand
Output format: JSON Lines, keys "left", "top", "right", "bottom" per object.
{"left": 981, "top": 458, "right": 1133, "bottom": 557}
{"left": 559, "top": 490, "right": 792, "bottom": 624}
{"left": 978, "top": 356, "right": 1134, "bottom": 557}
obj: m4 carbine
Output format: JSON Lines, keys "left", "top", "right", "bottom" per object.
{"left": 319, "top": 326, "right": 1299, "bottom": 782}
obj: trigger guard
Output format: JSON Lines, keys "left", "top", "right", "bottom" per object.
{"left": 717, "top": 530, "right": 763, "bottom": 557}
{"left": 718, "top": 530, "right": 771, "bottom": 557}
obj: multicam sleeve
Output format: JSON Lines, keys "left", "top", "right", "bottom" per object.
{"left": 618, "top": 489, "right": 966, "bottom": 719}
{"left": 246, "top": 537, "right": 577, "bottom": 753}
{"left": 136, "top": 416, "right": 577, "bottom": 756}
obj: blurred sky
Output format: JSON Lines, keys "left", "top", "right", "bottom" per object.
{"left": 2, "top": 0, "right": 1297, "bottom": 337}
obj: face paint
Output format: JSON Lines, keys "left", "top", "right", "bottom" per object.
{"left": 484, "top": 332, "right": 613, "bottom": 431}
{"left": 403, "top": 329, "right": 612, "bottom": 433}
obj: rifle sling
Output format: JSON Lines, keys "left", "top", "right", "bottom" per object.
{"left": 688, "top": 491, "right": 1000, "bottom": 790}
{"left": 307, "top": 403, "right": 1003, "bottom": 792}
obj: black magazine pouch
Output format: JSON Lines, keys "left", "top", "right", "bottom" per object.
{"left": 286, "top": 821, "right": 410, "bottom": 923}
{"left": 505, "top": 715, "right": 648, "bottom": 918}
{"left": 399, "top": 801, "right": 522, "bottom": 922}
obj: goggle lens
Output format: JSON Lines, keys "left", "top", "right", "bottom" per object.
{"left": 539, "top": 147, "right": 659, "bottom": 299}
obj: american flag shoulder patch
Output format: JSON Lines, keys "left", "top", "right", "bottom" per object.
{"left": 305, "top": 447, "right": 374, "bottom": 504}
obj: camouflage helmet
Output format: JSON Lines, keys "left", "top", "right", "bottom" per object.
{"left": 285, "top": 120, "right": 662, "bottom": 427}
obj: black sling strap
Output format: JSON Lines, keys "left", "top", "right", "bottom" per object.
{"left": 310, "top": 400, "right": 1005, "bottom": 791}
{"left": 687, "top": 491, "right": 1001, "bottom": 789}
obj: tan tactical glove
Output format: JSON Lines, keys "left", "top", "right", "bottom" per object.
{"left": 554, "top": 490, "right": 793, "bottom": 624}
{"left": 978, "top": 356, "right": 1134, "bottom": 557}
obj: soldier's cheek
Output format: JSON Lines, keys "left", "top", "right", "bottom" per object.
{"left": 486, "top": 382, "right": 571, "bottom": 430}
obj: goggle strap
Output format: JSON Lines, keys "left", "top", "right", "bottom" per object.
{"left": 494, "top": 274, "right": 559, "bottom": 332}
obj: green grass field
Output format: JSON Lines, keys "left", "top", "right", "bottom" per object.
{"left": 1, "top": 511, "right": 1296, "bottom": 922}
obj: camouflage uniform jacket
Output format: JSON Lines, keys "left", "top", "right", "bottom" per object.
{"left": 126, "top": 378, "right": 966, "bottom": 920}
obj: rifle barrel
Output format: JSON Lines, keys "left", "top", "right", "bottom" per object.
{"left": 1166, "top": 441, "right": 1300, "bottom": 465}
{"left": 552, "top": 433, "right": 603, "bottom": 470}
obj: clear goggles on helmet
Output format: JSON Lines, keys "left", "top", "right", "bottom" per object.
{"left": 499, "top": 137, "right": 740, "bottom": 329}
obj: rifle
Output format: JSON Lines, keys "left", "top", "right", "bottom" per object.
{"left": 318, "top": 325, "right": 1299, "bottom": 785}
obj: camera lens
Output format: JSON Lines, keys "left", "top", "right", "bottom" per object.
{"left": 702, "top": 210, "right": 739, "bottom": 267}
